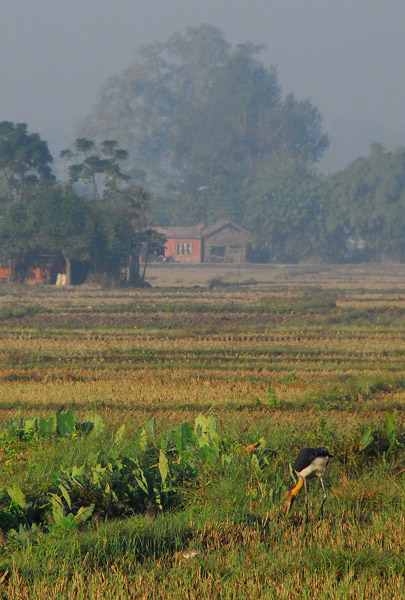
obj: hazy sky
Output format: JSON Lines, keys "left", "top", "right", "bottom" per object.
{"left": 2, "top": 0, "right": 404, "bottom": 172}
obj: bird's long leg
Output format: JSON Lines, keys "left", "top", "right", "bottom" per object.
{"left": 304, "top": 479, "right": 309, "bottom": 523}
{"left": 319, "top": 476, "right": 327, "bottom": 518}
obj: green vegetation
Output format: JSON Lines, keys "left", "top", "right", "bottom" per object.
{"left": 0, "top": 268, "right": 404, "bottom": 598}
{"left": 78, "top": 25, "right": 328, "bottom": 228}
{"left": 0, "top": 124, "right": 163, "bottom": 286}
{"left": 2, "top": 28, "right": 405, "bottom": 270}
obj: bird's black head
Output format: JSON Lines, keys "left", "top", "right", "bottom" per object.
{"left": 315, "top": 447, "right": 333, "bottom": 458}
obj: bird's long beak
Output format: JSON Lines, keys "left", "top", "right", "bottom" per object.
{"left": 284, "top": 491, "right": 295, "bottom": 514}
{"left": 285, "top": 479, "right": 304, "bottom": 514}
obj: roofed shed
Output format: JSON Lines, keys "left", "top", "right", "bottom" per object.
{"left": 202, "top": 220, "right": 249, "bottom": 263}
{"left": 154, "top": 224, "right": 204, "bottom": 263}
{"left": 155, "top": 220, "right": 249, "bottom": 263}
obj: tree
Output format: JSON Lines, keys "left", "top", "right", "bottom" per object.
{"left": 28, "top": 184, "right": 99, "bottom": 286}
{"left": 0, "top": 121, "right": 54, "bottom": 201}
{"left": 244, "top": 163, "right": 330, "bottom": 263}
{"left": 0, "top": 201, "right": 34, "bottom": 281}
{"left": 77, "top": 26, "right": 329, "bottom": 226}
{"left": 326, "top": 144, "right": 405, "bottom": 262}
{"left": 61, "top": 138, "right": 158, "bottom": 284}
{"left": 78, "top": 25, "right": 231, "bottom": 188}
{"left": 100, "top": 182, "right": 164, "bottom": 286}
{"left": 0, "top": 122, "right": 55, "bottom": 281}
{"left": 60, "top": 138, "right": 129, "bottom": 202}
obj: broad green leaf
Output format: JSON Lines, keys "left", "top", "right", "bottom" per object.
{"left": 174, "top": 421, "right": 194, "bottom": 452}
{"left": 49, "top": 493, "right": 64, "bottom": 523}
{"left": 91, "top": 464, "right": 107, "bottom": 486}
{"left": 23, "top": 417, "right": 38, "bottom": 432}
{"left": 360, "top": 427, "right": 374, "bottom": 451}
{"left": 194, "top": 414, "right": 218, "bottom": 448}
{"left": 58, "top": 484, "right": 71, "bottom": 509}
{"left": 138, "top": 428, "right": 148, "bottom": 451}
{"left": 384, "top": 412, "right": 396, "bottom": 447}
{"left": 134, "top": 463, "right": 149, "bottom": 494}
{"left": 113, "top": 423, "right": 126, "bottom": 444}
{"left": 38, "top": 415, "right": 56, "bottom": 437}
{"left": 7, "top": 485, "right": 27, "bottom": 509}
{"left": 56, "top": 410, "right": 75, "bottom": 436}
{"left": 144, "top": 417, "right": 157, "bottom": 439}
{"left": 159, "top": 450, "right": 169, "bottom": 486}
{"left": 85, "top": 413, "right": 105, "bottom": 435}
{"left": 135, "top": 477, "right": 149, "bottom": 495}
{"left": 74, "top": 504, "right": 94, "bottom": 524}
{"left": 71, "top": 464, "right": 85, "bottom": 480}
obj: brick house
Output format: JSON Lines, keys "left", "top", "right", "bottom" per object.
{"left": 155, "top": 220, "right": 249, "bottom": 263}
{"left": 0, "top": 254, "right": 65, "bottom": 284}
{"left": 154, "top": 224, "right": 204, "bottom": 263}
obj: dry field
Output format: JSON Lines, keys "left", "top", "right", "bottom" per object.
{"left": 0, "top": 263, "right": 404, "bottom": 599}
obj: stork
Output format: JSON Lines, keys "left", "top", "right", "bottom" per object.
{"left": 285, "top": 447, "right": 333, "bottom": 517}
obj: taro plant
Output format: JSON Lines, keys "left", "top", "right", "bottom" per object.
{"left": 358, "top": 412, "right": 403, "bottom": 456}
{"left": 2, "top": 410, "right": 103, "bottom": 441}
{"left": 49, "top": 485, "right": 94, "bottom": 531}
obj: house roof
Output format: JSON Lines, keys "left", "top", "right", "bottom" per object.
{"left": 154, "top": 224, "right": 204, "bottom": 239}
{"left": 202, "top": 220, "right": 249, "bottom": 238}
{"left": 155, "top": 220, "right": 249, "bottom": 240}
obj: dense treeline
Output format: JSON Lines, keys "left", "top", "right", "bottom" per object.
{"left": 0, "top": 124, "right": 162, "bottom": 285}
{"left": 326, "top": 143, "right": 405, "bottom": 262}
{"left": 245, "top": 145, "right": 405, "bottom": 263}
{"left": 79, "top": 25, "right": 329, "bottom": 228}
{"left": 1, "top": 26, "right": 405, "bottom": 276}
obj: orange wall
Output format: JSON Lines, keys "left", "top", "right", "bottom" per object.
{"left": 0, "top": 267, "right": 9, "bottom": 283}
{"left": 0, "top": 266, "right": 49, "bottom": 284}
{"left": 165, "top": 238, "right": 202, "bottom": 263}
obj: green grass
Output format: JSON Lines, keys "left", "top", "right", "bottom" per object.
{"left": 0, "top": 413, "right": 403, "bottom": 598}
{"left": 0, "top": 272, "right": 404, "bottom": 598}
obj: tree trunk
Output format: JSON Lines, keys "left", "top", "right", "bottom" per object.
{"left": 126, "top": 250, "right": 140, "bottom": 286}
{"left": 8, "top": 258, "right": 16, "bottom": 283}
{"left": 141, "top": 240, "right": 149, "bottom": 282}
{"left": 62, "top": 251, "right": 72, "bottom": 286}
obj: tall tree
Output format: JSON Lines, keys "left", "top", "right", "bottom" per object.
{"left": 77, "top": 26, "right": 329, "bottom": 226}
{"left": 0, "top": 201, "right": 34, "bottom": 281}
{"left": 60, "top": 138, "right": 129, "bottom": 202}
{"left": 28, "top": 184, "right": 99, "bottom": 286}
{"left": 0, "top": 122, "right": 54, "bottom": 202}
{"left": 61, "top": 138, "right": 158, "bottom": 284}
{"left": 99, "top": 182, "right": 153, "bottom": 285}
{"left": 244, "top": 163, "right": 330, "bottom": 263}
{"left": 326, "top": 144, "right": 405, "bottom": 262}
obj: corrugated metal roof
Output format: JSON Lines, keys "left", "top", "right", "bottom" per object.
{"left": 202, "top": 220, "right": 249, "bottom": 237}
{"left": 155, "top": 220, "right": 249, "bottom": 239}
{"left": 154, "top": 224, "right": 204, "bottom": 239}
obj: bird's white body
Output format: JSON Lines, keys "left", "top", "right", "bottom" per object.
{"left": 285, "top": 447, "right": 333, "bottom": 516}
{"left": 295, "top": 455, "right": 330, "bottom": 480}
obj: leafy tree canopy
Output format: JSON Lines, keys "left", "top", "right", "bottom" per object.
{"left": 0, "top": 123, "right": 156, "bottom": 285}
{"left": 77, "top": 25, "right": 329, "bottom": 225}
{"left": 61, "top": 138, "right": 129, "bottom": 201}
{"left": 0, "top": 121, "right": 54, "bottom": 201}
{"left": 244, "top": 162, "right": 330, "bottom": 263}
{"left": 326, "top": 144, "right": 405, "bottom": 261}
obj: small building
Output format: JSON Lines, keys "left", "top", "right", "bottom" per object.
{"left": 154, "top": 224, "right": 204, "bottom": 264}
{"left": 155, "top": 220, "right": 249, "bottom": 264}
{"left": 0, "top": 254, "right": 64, "bottom": 284}
{"left": 202, "top": 220, "right": 249, "bottom": 263}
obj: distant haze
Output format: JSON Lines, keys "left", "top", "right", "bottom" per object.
{"left": 2, "top": 0, "right": 404, "bottom": 173}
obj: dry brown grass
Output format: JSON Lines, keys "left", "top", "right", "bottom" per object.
{"left": 0, "top": 264, "right": 404, "bottom": 599}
